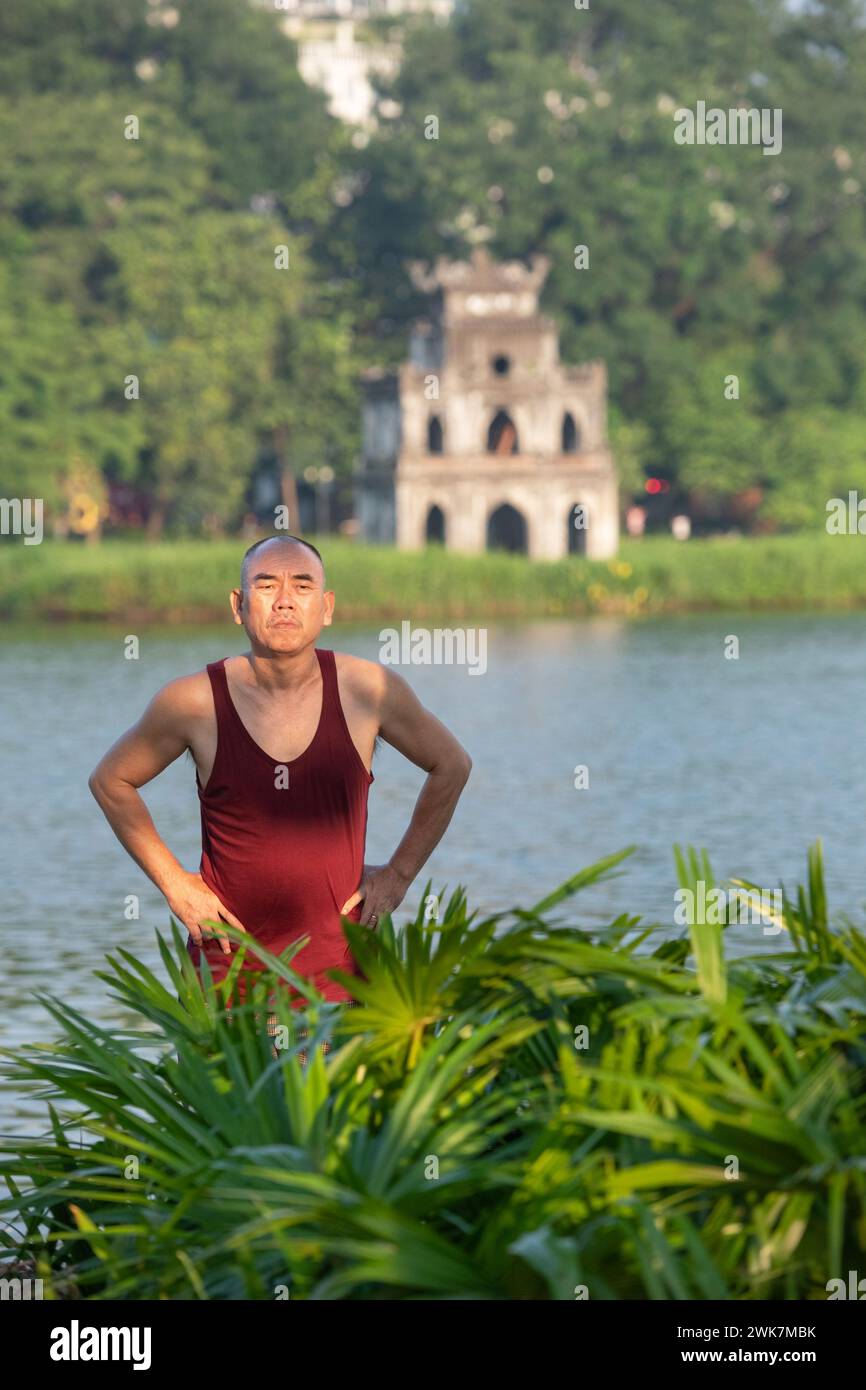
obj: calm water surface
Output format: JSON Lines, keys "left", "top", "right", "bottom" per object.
{"left": 2, "top": 612, "right": 865, "bottom": 1127}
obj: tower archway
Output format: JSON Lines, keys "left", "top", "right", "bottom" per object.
{"left": 425, "top": 504, "right": 446, "bottom": 545}
{"left": 487, "top": 502, "right": 528, "bottom": 554}
{"left": 487, "top": 409, "right": 519, "bottom": 455}
{"left": 562, "top": 411, "right": 580, "bottom": 454}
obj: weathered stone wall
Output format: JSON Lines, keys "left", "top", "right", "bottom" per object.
{"left": 359, "top": 249, "right": 619, "bottom": 559}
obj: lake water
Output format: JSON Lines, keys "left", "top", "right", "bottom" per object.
{"left": 2, "top": 611, "right": 866, "bottom": 1128}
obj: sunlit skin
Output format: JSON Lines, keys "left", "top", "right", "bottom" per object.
{"left": 231, "top": 542, "right": 336, "bottom": 662}
{"left": 88, "top": 535, "right": 472, "bottom": 958}
{"left": 228, "top": 540, "right": 372, "bottom": 916}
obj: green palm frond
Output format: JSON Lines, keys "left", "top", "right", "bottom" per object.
{"left": 674, "top": 843, "right": 727, "bottom": 1004}
{"left": 1, "top": 843, "right": 863, "bottom": 1300}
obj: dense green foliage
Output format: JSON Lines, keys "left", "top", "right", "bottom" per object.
{"left": 0, "top": 0, "right": 359, "bottom": 532}
{"left": 1, "top": 0, "right": 864, "bottom": 533}
{"left": 348, "top": 0, "right": 866, "bottom": 523}
{"left": 2, "top": 533, "right": 866, "bottom": 622}
{"left": 1, "top": 843, "right": 864, "bottom": 1299}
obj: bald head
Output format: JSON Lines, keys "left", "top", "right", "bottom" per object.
{"left": 240, "top": 535, "right": 325, "bottom": 592}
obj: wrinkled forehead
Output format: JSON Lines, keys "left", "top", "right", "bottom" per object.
{"left": 242, "top": 542, "right": 324, "bottom": 587}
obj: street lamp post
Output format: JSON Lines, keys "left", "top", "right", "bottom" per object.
{"left": 303, "top": 464, "right": 335, "bottom": 535}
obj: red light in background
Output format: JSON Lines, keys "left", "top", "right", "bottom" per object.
{"left": 645, "top": 478, "right": 670, "bottom": 495}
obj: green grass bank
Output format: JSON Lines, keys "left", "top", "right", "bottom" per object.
{"left": 1, "top": 532, "right": 865, "bottom": 623}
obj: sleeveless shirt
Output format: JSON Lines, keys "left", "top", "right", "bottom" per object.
{"left": 186, "top": 647, "right": 373, "bottom": 1007}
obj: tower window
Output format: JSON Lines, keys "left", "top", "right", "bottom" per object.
{"left": 428, "top": 415, "right": 444, "bottom": 454}
{"left": 492, "top": 354, "right": 511, "bottom": 376}
{"left": 426, "top": 504, "right": 446, "bottom": 544}
{"left": 487, "top": 409, "right": 519, "bottom": 455}
{"left": 562, "top": 411, "right": 580, "bottom": 453}
{"left": 487, "top": 503, "right": 528, "bottom": 554}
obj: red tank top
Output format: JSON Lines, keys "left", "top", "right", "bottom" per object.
{"left": 186, "top": 647, "right": 373, "bottom": 1008}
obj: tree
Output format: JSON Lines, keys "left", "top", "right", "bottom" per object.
{"left": 0, "top": 2, "right": 359, "bottom": 535}
{"left": 338, "top": 0, "right": 866, "bottom": 524}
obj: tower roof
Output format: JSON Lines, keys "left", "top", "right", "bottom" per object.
{"left": 406, "top": 247, "right": 551, "bottom": 317}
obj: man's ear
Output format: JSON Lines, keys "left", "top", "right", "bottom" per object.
{"left": 230, "top": 588, "right": 243, "bottom": 625}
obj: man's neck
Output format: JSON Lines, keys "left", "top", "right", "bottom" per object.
{"left": 240, "top": 644, "right": 319, "bottom": 694}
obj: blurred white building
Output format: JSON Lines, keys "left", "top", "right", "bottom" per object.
{"left": 250, "top": 0, "right": 456, "bottom": 127}
{"left": 357, "top": 250, "right": 619, "bottom": 560}
{"left": 271, "top": 0, "right": 454, "bottom": 14}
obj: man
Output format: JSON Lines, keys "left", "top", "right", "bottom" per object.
{"left": 89, "top": 534, "right": 472, "bottom": 1034}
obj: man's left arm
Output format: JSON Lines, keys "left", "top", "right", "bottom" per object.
{"left": 340, "top": 666, "right": 472, "bottom": 925}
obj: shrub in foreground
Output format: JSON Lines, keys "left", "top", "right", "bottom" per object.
{"left": 1, "top": 844, "right": 864, "bottom": 1300}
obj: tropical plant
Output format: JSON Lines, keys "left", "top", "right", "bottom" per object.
{"left": 1, "top": 843, "right": 864, "bottom": 1300}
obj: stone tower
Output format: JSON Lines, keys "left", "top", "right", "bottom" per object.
{"left": 356, "top": 247, "right": 618, "bottom": 559}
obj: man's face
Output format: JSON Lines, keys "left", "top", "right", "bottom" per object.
{"left": 231, "top": 541, "right": 334, "bottom": 653}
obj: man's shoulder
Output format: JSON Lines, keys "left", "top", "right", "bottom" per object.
{"left": 331, "top": 650, "right": 391, "bottom": 704}
{"left": 146, "top": 667, "right": 217, "bottom": 723}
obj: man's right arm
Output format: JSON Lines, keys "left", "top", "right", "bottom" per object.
{"left": 88, "top": 677, "right": 245, "bottom": 953}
